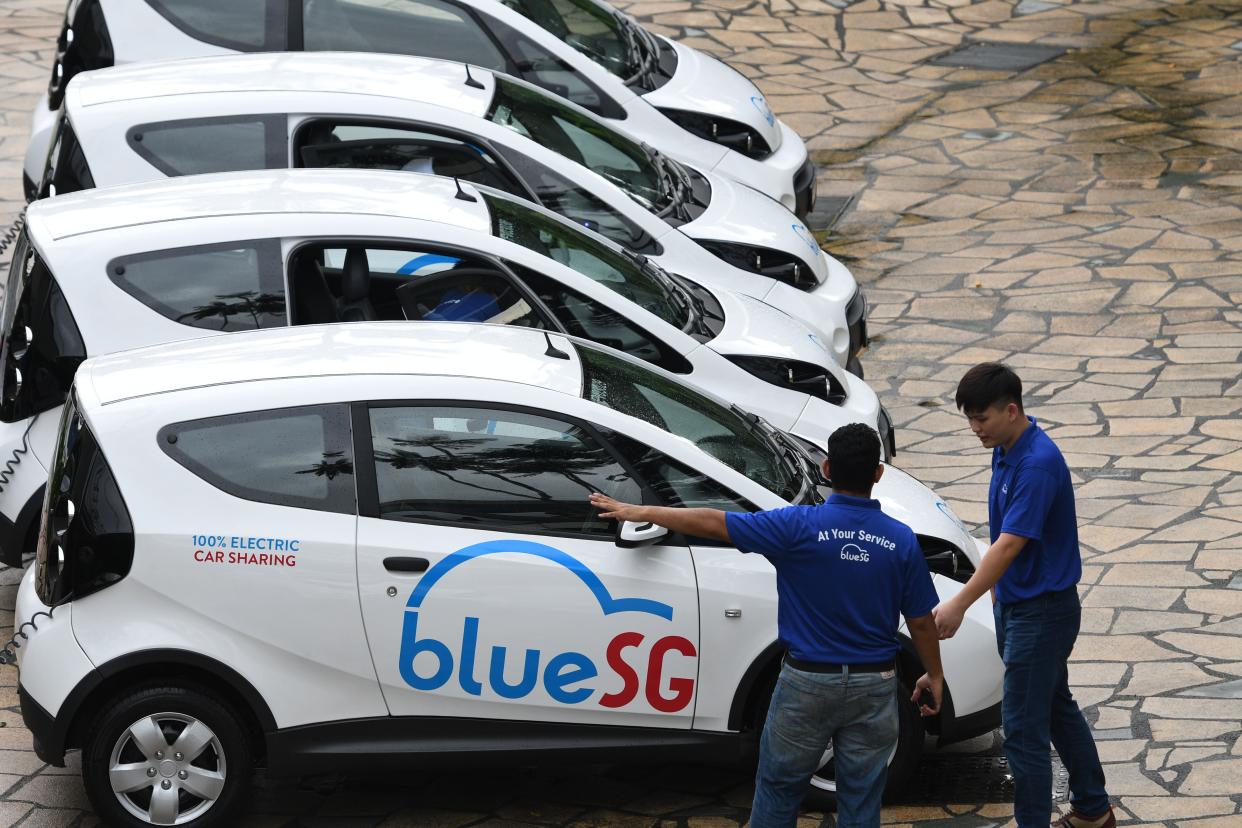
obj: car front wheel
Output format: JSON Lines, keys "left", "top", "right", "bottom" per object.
{"left": 82, "top": 683, "right": 252, "bottom": 827}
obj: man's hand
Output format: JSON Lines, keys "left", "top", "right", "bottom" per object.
{"left": 932, "top": 598, "right": 966, "bottom": 640}
{"left": 588, "top": 492, "right": 647, "bottom": 523}
{"left": 586, "top": 494, "right": 732, "bottom": 542}
{"left": 911, "top": 673, "right": 943, "bottom": 716}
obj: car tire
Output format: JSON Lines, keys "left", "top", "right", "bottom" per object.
{"left": 82, "top": 683, "right": 252, "bottom": 827}
{"left": 753, "top": 675, "right": 924, "bottom": 810}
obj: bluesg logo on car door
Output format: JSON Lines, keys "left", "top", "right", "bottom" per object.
{"left": 399, "top": 539, "right": 697, "bottom": 712}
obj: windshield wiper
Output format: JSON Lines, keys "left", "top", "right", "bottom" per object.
{"left": 618, "top": 247, "right": 699, "bottom": 331}
{"left": 729, "top": 405, "right": 804, "bottom": 481}
{"left": 615, "top": 13, "right": 657, "bottom": 88}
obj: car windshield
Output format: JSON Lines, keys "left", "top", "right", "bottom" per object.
{"left": 485, "top": 192, "right": 690, "bottom": 330}
{"left": 487, "top": 77, "right": 668, "bottom": 211}
{"left": 578, "top": 344, "right": 804, "bottom": 502}
{"left": 500, "top": 0, "right": 641, "bottom": 79}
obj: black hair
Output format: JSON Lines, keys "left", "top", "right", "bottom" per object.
{"left": 955, "top": 363, "right": 1023, "bottom": 414}
{"left": 827, "top": 423, "right": 881, "bottom": 494}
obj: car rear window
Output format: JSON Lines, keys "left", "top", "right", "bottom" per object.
{"left": 108, "top": 240, "right": 287, "bottom": 332}
{"left": 128, "top": 116, "right": 286, "bottom": 177}
{"left": 145, "top": 0, "right": 285, "bottom": 50}
{"left": 301, "top": 0, "right": 507, "bottom": 69}
{"left": 160, "top": 404, "right": 355, "bottom": 514}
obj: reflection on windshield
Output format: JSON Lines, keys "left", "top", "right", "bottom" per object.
{"left": 485, "top": 192, "right": 688, "bottom": 329}
{"left": 501, "top": 0, "right": 640, "bottom": 78}
{"left": 487, "top": 78, "right": 668, "bottom": 211}
{"left": 578, "top": 345, "right": 803, "bottom": 501}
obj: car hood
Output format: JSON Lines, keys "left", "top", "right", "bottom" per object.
{"left": 683, "top": 171, "right": 829, "bottom": 283}
{"left": 642, "top": 38, "right": 783, "bottom": 155}
{"left": 705, "top": 287, "right": 842, "bottom": 374}
{"left": 874, "top": 466, "right": 982, "bottom": 566}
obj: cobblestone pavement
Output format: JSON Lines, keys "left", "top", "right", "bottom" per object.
{"left": 2, "top": 0, "right": 1242, "bottom": 825}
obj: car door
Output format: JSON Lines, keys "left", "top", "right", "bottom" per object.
{"left": 353, "top": 400, "right": 700, "bottom": 729}
{"left": 603, "top": 430, "right": 780, "bottom": 733}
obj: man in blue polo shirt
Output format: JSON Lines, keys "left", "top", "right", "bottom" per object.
{"left": 932, "top": 363, "right": 1113, "bottom": 828}
{"left": 589, "top": 423, "right": 944, "bottom": 828}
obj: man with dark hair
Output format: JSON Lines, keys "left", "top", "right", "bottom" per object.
{"left": 935, "top": 363, "right": 1113, "bottom": 828}
{"left": 589, "top": 422, "right": 943, "bottom": 828}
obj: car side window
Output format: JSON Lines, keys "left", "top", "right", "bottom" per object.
{"left": 395, "top": 269, "right": 549, "bottom": 328}
{"left": 109, "top": 240, "right": 287, "bottom": 332}
{"left": 0, "top": 241, "right": 86, "bottom": 423}
{"left": 295, "top": 121, "right": 524, "bottom": 196}
{"left": 301, "top": 0, "right": 507, "bottom": 70}
{"left": 40, "top": 115, "right": 94, "bottom": 199}
{"left": 145, "top": 0, "right": 286, "bottom": 51}
{"left": 127, "top": 116, "right": 286, "bottom": 177}
{"left": 160, "top": 405, "right": 355, "bottom": 514}
{"left": 609, "top": 433, "right": 755, "bottom": 511}
{"left": 287, "top": 242, "right": 501, "bottom": 325}
{"left": 507, "top": 262, "right": 691, "bottom": 374}
{"left": 368, "top": 404, "right": 639, "bottom": 537}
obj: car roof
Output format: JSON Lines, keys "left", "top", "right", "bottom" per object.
{"left": 25, "top": 168, "right": 492, "bottom": 241}
{"left": 70, "top": 52, "right": 495, "bottom": 115}
{"left": 76, "top": 322, "right": 584, "bottom": 407}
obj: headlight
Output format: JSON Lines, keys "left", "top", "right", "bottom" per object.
{"left": 918, "top": 535, "right": 976, "bottom": 584}
{"left": 724, "top": 355, "right": 846, "bottom": 405}
{"left": 697, "top": 240, "right": 819, "bottom": 291}
{"left": 657, "top": 108, "right": 772, "bottom": 159}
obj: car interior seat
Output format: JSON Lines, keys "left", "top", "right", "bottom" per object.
{"left": 291, "top": 256, "right": 341, "bottom": 325}
{"left": 338, "top": 247, "right": 377, "bottom": 322}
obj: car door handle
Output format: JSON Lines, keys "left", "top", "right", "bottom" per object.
{"left": 383, "top": 557, "right": 430, "bottom": 573}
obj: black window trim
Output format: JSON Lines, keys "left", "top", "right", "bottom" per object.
{"left": 125, "top": 114, "right": 288, "bottom": 178}
{"left": 290, "top": 116, "right": 538, "bottom": 203}
{"left": 107, "top": 238, "right": 287, "bottom": 332}
{"left": 145, "top": 0, "right": 287, "bottom": 52}
{"left": 350, "top": 398, "right": 674, "bottom": 543}
{"left": 158, "top": 402, "right": 357, "bottom": 515}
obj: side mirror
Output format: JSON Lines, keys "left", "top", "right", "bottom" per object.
{"left": 616, "top": 520, "right": 667, "bottom": 548}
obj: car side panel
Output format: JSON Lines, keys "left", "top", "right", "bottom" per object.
{"left": 69, "top": 383, "right": 387, "bottom": 729}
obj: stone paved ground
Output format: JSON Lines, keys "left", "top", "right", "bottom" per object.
{"left": 1, "top": 0, "right": 1241, "bottom": 825}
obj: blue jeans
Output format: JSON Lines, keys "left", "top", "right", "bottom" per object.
{"left": 995, "top": 587, "right": 1110, "bottom": 827}
{"left": 750, "top": 663, "right": 897, "bottom": 828}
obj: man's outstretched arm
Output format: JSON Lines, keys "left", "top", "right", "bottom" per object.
{"left": 589, "top": 492, "right": 731, "bottom": 542}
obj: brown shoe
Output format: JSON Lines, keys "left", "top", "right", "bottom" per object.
{"left": 1051, "top": 807, "right": 1115, "bottom": 828}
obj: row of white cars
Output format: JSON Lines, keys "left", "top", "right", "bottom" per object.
{"left": 5, "top": 2, "right": 1003, "bottom": 826}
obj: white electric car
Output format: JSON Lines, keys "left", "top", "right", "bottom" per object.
{"left": 0, "top": 169, "right": 887, "bottom": 569}
{"left": 13, "top": 323, "right": 1001, "bottom": 826}
{"left": 38, "top": 53, "right": 867, "bottom": 371}
{"left": 27, "top": 0, "right": 814, "bottom": 214}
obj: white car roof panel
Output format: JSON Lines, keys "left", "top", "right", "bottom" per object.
{"left": 27, "top": 168, "right": 493, "bottom": 241}
{"left": 71, "top": 52, "right": 493, "bottom": 118}
{"left": 78, "top": 323, "right": 583, "bottom": 407}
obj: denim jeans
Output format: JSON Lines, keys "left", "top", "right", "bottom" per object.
{"left": 750, "top": 663, "right": 897, "bottom": 828}
{"left": 995, "top": 587, "right": 1110, "bottom": 827}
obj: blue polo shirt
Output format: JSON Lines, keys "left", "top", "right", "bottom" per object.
{"left": 989, "top": 417, "right": 1081, "bottom": 605}
{"left": 725, "top": 494, "right": 937, "bottom": 664}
